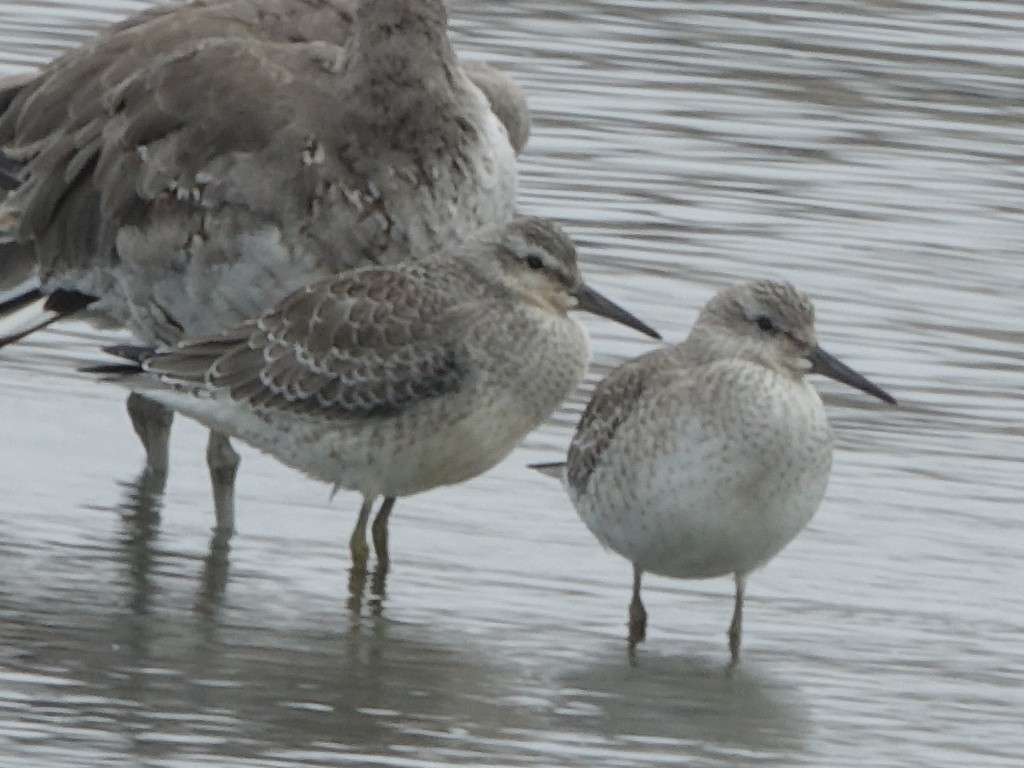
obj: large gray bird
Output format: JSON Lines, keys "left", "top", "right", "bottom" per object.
{"left": 0, "top": 0, "right": 529, "bottom": 532}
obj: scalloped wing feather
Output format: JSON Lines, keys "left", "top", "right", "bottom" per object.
{"left": 146, "top": 268, "right": 465, "bottom": 418}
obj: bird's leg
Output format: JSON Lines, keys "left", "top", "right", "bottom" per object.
{"left": 206, "top": 430, "right": 239, "bottom": 535}
{"left": 367, "top": 496, "right": 397, "bottom": 613}
{"left": 126, "top": 392, "right": 172, "bottom": 489}
{"left": 370, "top": 496, "right": 397, "bottom": 569}
{"left": 728, "top": 573, "right": 747, "bottom": 666}
{"left": 347, "top": 497, "right": 376, "bottom": 613}
{"left": 627, "top": 565, "right": 647, "bottom": 652}
{"left": 349, "top": 497, "right": 374, "bottom": 573}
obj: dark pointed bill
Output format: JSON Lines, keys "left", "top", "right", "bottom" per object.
{"left": 808, "top": 346, "right": 896, "bottom": 405}
{"left": 574, "top": 283, "right": 661, "bottom": 340}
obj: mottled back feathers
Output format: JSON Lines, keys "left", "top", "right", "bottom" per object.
{"left": 144, "top": 264, "right": 467, "bottom": 418}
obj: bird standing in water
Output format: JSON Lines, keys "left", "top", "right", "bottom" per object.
{"left": 90, "top": 217, "right": 661, "bottom": 581}
{"left": 535, "top": 280, "right": 895, "bottom": 664}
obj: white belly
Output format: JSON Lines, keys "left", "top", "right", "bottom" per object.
{"left": 572, "top": 369, "right": 834, "bottom": 579}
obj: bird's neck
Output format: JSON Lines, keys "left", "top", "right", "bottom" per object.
{"left": 346, "top": 1, "right": 458, "bottom": 99}
{"left": 684, "top": 326, "right": 793, "bottom": 378}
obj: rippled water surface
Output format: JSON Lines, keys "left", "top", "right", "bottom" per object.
{"left": 1, "top": 1, "right": 1022, "bottom": 766}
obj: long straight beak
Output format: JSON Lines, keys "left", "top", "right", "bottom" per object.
{"left": 808, "top": 346, "right": 896, "bottom": 405}
{"left": 574, "top": 283, "right": 661, "bottom": 340}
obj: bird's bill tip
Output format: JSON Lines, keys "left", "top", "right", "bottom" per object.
{"left": 809, "top": 346, "right": 896, "bottom": 405}
{"left": 575, "top": 283, "right": 661, "bottom": 340}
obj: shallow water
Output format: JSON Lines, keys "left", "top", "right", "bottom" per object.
{"left": 0, "top": 1, "right": 1022, "bottom": 766}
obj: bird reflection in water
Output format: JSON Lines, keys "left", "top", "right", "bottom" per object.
{"left": 110, "top": 469, "right": 234, "bottom": 621}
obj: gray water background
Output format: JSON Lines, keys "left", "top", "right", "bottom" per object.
{"left": 0, "top": 1, "right": 1022, "bottom": 765}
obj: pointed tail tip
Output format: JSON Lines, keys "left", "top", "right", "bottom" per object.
{"left": 527, "top": 461, "right": 566, "bottom": 479}
{"left": 43, "top": 288, "right": 98, "bottom": 315}
{"left": 0, "top": 285, "right": 98, "bottom": 348}
{"left": 79, "top": 344, "right": 155, "bottom": 377}
{"left": 100, "top": 344, "right": 153, "bottom": 364}
{"left": 79, "top": 362, "right": 144, "bottom": 376}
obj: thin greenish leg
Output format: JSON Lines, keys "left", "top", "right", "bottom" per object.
{"left": 627, "top": 565, "right": 647, "bottom": 652}
{"left": 126, "top": 392, "right": 172, "bottom": 487}
{"left": 728, "top": 573, "right": 747, "bottom": 666}
{"left": 206, "top": 430, "right": 239, "bottom": 535}
{"left": 370, "top": 496, "right": 397, "bottom": 568}
{"left": 349, "top": 497, "right": 373, "bottom": 573}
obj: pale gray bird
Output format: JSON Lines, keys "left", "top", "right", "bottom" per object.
{"left": 0, "top": 0, "right": 529, "bottom": 531}
{"left": 87, "top": 216, "right": 661, "bottom": 575}
{"left": 534, "top": 280, "right": 895, "bottom": 664}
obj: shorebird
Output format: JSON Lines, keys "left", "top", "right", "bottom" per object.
{"left": 87, "top": 216, "right": 661, "bottom": 575}
{"left": 0, "top": 0, "right": 528, "bottom": 532}
{"left": 533, "top": 280, "right": 895, "bottom": 664}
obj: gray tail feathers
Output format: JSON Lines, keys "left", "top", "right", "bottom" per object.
{"left": 0, "top": 285, "right": 98, "bottom": 347}
{"left": 79, "top": 344, "right": 154, "bottom": 375}
{"left": 528, "top": 461, "right": 566, "bottom": 479}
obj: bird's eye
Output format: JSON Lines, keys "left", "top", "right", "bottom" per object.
{"left": 525, "top": 254, "right": 544, "bottom": 270}
{"left": 756, "top": 315, "right": 777, "bottom": 334}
